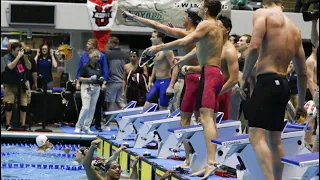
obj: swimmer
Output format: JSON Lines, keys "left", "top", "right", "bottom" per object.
{"left": 73, "top": 145, "right": 127, "bottom": 166}
{"left": 35, "top": 135, "right": 70, "bottom": 153}
{"left": 122, "top": 12, "right": 176, "bottom": 110}
{"left": 217, "top": 15, "right": 239, "bottom": 120}
{"left": 305, "top": 44, "right": 317, "bottom": 145}
{"left": 145, "top": 0, "right": 226, "bottom": 179}
{"left": 36, "top": 135, "right": 53, "bottom": 152}
{"left": 239, "top": 0, "right": 308, "bottom": 179}
{"left": 73, "top": 146, "right": 89, "bottom": 165}
{"left": 122, "top": 7, "right": 202, "bottom": 168}
{"left": 83, "top": 139, "right": 139, "bottom": 180}
{"left": 311, "top": 19, "right": 319, "bottom": 153}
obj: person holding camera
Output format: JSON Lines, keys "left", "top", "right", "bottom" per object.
{"left": 2, "top": 42, "right": 32, "bottom": 130}
{"left": 34, "top": 44, "right": 57, "bottom": 90}
{"left": 75, "top": 49, "right": 104, "bottom": 134}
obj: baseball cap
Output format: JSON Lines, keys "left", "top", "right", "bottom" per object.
{"left": 36, "top": 135, "right": 48, "bottom": 147}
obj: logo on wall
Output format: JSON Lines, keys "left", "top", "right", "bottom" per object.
{"left": 55, "top": 44, "right": 73, "bottom": 61}
{"left": 126, "top": 10, "right": 163, "bottom": 21}
{"left": 93, "top": 5, "right": 112, "bottom": 27}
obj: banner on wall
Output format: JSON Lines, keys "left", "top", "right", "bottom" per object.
{"left": 116, "top": 0, "right": 231, "bottom": 28}
{"left": 87, "top": 0, "right": 119, "bottom": 51}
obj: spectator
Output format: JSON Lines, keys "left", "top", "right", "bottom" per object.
{"left": 75, "top": 49, "right": 104, "bottom": 134}
{"left": 34, "top": 44, "right": 57, "bottom": 90}
{"left": 2, "top": 42, "right": 31, "bottom": 130}
{"left": 24, "top": 45, "right": 38, "bottom": 91}
{"left": 229, "top": 34, "right": 240, "bottom": 48}
{"left": 76, "top": 38, "right": 108, "bottom": 131}
{"left": 105, "top": 36, "right": 130, "bottom": 111}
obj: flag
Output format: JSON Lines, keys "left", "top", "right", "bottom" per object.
{"left": 87, "top": 0, "right": 118, "bottom": 51}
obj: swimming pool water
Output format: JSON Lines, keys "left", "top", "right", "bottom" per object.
{"left": 1, "top": 144, "right": 87, "bottom": 180}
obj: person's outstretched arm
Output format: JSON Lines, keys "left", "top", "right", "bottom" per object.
{"left": 145, "top": 21, "right": 210, "bottom": 55}
{"left": 122, "top": 10, "right": 188, "bottom": 39}
{"left": 83, "top": 139, "right": 104, "bottom": 180}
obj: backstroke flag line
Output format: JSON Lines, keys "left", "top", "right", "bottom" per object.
{"left": 87, "top": 0, "right": 118, "bottom": 51}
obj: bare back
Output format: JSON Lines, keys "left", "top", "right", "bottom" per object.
{"left": 196, "top": 20, "right": 224, "bottom": 67}
{"left": 153, "top": 51, "right": 173, "bottom": 79}
{"left": 256, "top": 8, "right": 302, "bottom": 75}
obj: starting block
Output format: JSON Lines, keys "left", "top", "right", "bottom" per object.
{"left": 104, "top": 101, "right": 143, "bottom": 125}
{"left": 167, "top": 112, "right": 242, "bottom": 173}
{"left": 133, "top": 108, "right": 181, "bottom": 150}
{"left": 211, "top": 121, "right": 312, "bottom": 180}
{"left": 116, "top": 104, "right": 170, "bottom": 140}
{"left": 281, "top": 152, "right": 319, "bottom": 180}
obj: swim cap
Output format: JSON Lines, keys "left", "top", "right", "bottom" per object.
{"left": 36, "top": 135, "right": 48, "bottom": 147}
{"left": 186, "top": 7, "right": 202, "bottom": 26}
{"left": 304, "top": 100, "right": 317, "bottom": 118}
{"left": 92, "top": 159, "right": 108, "bottom": 172}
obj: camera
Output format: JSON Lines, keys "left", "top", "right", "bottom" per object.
{"left": 24, "top": 50, "right": 32, "bottom": 55}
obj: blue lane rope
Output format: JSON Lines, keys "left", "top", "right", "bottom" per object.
{"left": 1, "top": 152, "right": 76, "bottom": 159}
{"left": 1, "top": 163, "right": 84, "bottom": 171}
{"left": 1, "top": 143, "right": 80, "bottom": 151}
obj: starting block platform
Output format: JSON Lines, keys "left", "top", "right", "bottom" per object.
{"left": 134, "top": 109, "right": 181, "bottom": 160}
{"left": 211, "top": 122, "right": 312, "bottom": 180}
{"left": 281, "top": 153, "right": 319, "bottom": 180}
{"left": 167, "top": 113, "right": 242, "bottom": 174}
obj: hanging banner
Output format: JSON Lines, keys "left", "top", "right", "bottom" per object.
{"left": 116, "top": 0, "right": 231, "bottom": 28}
{"left": 87, "top": 0, "right": 119, "bottom": 51}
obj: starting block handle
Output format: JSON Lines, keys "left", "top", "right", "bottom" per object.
{"left": 122, "top": 101, "right": 137, "bottom": 110}
{"left": 169, "top": 108, "right": 181, "bottom": 118}
{"left": 141, "top": 103, "right": 158, "bottom": 113}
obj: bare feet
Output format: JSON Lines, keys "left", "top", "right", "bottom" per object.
{"left": 190, "top": 168, "right": 205, "bottom": 177}
{"left": 200, "top": 163, "right": 221, "bottom": 180}
{"left": 178, "top": 160, "right": 190, "bottom": 169}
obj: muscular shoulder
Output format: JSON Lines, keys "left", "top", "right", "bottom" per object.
{"left": 124, "top": 63, "right": 131, "bottom": 70}
{"left": 223, "top": 42, "right": 238, "bottom": 62}
{"left": 197, "top": 20, "right": 217, "bottom": 30}
{"left": 306, "top": 55, "right": 316, "bottom": 65}
{"left": 254, "top": 9, "right": 268, "bottom": 18}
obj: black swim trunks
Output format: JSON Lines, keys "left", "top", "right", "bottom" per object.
{"left": 248, "top": 73, "right": 290, "bottom": 131}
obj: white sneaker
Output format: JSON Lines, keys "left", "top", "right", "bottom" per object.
{"left": 74, "top": 128, "right": 81, "bottom": 133}
{"left": 104, "top": 126, "right": 111, "bottom": 131}
{"left": 86, "top": 129, "right": 94, "bottom": 134}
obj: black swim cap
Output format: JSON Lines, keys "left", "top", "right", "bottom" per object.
{"left": 186, "top": 7, "right": 202, "bottom": 27}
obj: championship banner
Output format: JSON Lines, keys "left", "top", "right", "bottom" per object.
{"left": 87, "top": 0, "right": 119, "bottom": 51}
{"left": 116, "top": 0, "right": 231, "bottom": 28}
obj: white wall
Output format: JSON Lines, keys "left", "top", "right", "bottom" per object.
{"left": 1, "top": 1, "right": 318, "bottom": 39}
